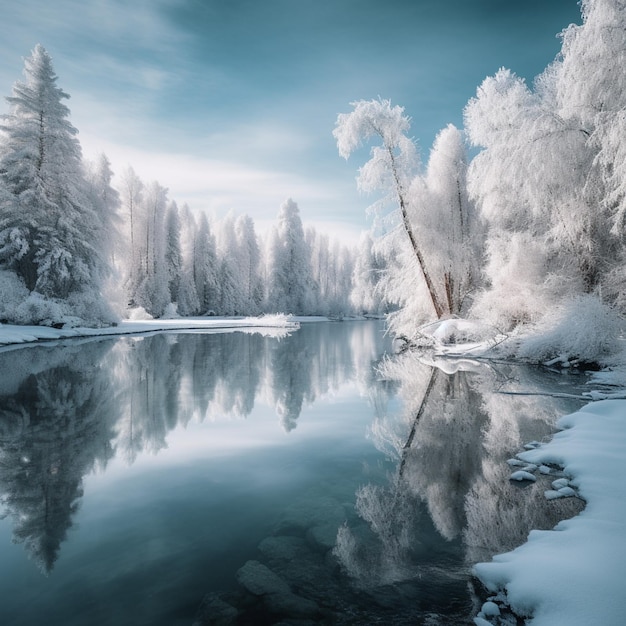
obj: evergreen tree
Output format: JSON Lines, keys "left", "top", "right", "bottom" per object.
{"left": 266, "top": 198, "right": 313, "bottom": 315}
{"left": 164, "top": 201, "right": 183, "bottom": 307}
{"left": 0, "top": 45, "right": 113, "bottom": 323}
{"left": 235, "top": 214, "right": 263, "bottom": 314}
{"left": 193, "top": 212, "right": 219, "bottom": 314}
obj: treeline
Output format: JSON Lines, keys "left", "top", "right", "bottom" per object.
{"left": 0, "top": 45, "right": 389, "bottom": 326}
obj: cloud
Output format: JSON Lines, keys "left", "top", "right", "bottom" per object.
{"left": 78, "top": 129, "right": 353, "bottom": 224}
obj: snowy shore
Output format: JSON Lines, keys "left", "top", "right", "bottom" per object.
{"left": 0, "top": 314, "right": 300, "bottom": 349}
{"left": 474, "top": 399, "right": 626, "bottom": 626}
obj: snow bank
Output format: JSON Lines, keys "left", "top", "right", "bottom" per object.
{"left": 418, "top": 317, "right": 504, "bottom": 355}
{"left": 518, "top": 295, "right": 624, "bottom": 365}
{"left": 474, "top": 399, "right": 626, "bottom": 626}
{"left": 0, "top": 315, "right": 299, "bottom": 348}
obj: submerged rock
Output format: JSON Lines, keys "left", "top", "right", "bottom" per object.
{"left": 194, "top": 593, "right": 239, "bottom": 625}
{"left": 264, "top": 591, "right": 320, "bottom": 619}
{"left": 236, "top": 560, "right": 291, "bottom": 596}
{"left": 258, "top": 535, "right": 309, "bottom": 562}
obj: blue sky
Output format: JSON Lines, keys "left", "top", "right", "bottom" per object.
{"left": 0, "top": 0, "right": 582, "bottom": 241}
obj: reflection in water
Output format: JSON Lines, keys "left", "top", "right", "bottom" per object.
{"left": 0, "top": 323, "right": 388, "bottom": 574}
{"left": 0, "top": 323, "right": 588, "bottom": 625}
{"left": 335, "top": 352, "right": 585, "bottom": 591}
{"left": 0, "top": 342, "right": 118, "bottom": 573}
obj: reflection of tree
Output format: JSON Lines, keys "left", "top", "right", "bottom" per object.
{"left": 0, "top": 343, "right": 117, "bottom": 573}
{"left": 337, "top": 351, "right": 586, "bottom": 587}
{"left": 269, "top": 322, "right": 391, "bottom": 432}
{"left": 0, "top": 321, "right": 393, "bottom": 573}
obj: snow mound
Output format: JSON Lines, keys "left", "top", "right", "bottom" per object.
{"left": 418, "top": 318, "right": 502, "bottom": 354}
{"left": 518, "top": 295, "right": 624, "bottom": 365}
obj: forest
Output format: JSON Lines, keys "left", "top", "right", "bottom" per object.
{"left": 0, "top": 45, "right": 387, "bottom": 327}
{"left": 0, "top": 0, "right": 624, "bottom": 365}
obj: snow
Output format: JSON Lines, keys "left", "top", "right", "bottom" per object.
{"left": 509, "top": 470, "right": 537, "bottom": 482}
{"left": 0, "top": 314, "right": 299, "bottom": 348}
{"left": 474, "top": 399, "right": 626, "bottom": 626}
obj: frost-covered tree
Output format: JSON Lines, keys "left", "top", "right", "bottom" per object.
{"left": 193, "top": 212, "right": 219, "bottom": 314}
{"left": 335, "top": 101, "right": 480, "bottom": 333}
{"left": 119, "top": 166, "right": 144, "bottom": 304}
{"left": 132, "top": 181, "right": 170, "bottom": 316}
{"left": 235, "top": 214, "right": 263, "bottom": 315}
{"left": 0, "top": 45, "right": 114, "bottom": 324}
{"left": 266, "top": 198, "right": 312, "bottom": 314}
{"left": 351, "top": 232, "right": 389, "bottom": 315}
{"left": 176, "top": 204, "right": 200, "bottom": 315}
{"left": 85, "top": 153, "right": 120, "bottom": 264}
{"left": 334, "top": 99, "right": 446, "bottom": 319}
{"left": 164, "top": 201, "right": 183, "bottom": 309}
{"left": 464, "top": 68, "right": 597, "bottom": 325}
{"left": 215, "top": 212, "right": 244, "bottom": 315}
{"left": 464, "top": 0, "right": 626, "bottom": 325}
{"left": 420, "top": 124, "right": 481, "bottom": 314}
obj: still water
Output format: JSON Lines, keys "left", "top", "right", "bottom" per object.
{"left": 0, "top": 321, "right": 585, "bottom": 625}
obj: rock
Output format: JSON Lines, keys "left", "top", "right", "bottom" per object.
{"left": 552, "top": 478, "right": 570, "bottom": 490}
{"left": 258, "top": 535, "right": 308, "bottom": 561}
{"left": 264, "top": 591, "right": 320, "bottom": 619}
{"left": 236, "top": 560, "right": 291, "bottom": 596}
{"left": 509, "top": 470, "right": 537, "bottom": 482}
{"left": 481, "top": 600, "right": 501, "bottom": 617}
{"left": 195, "top": 593, "right": 239, "bottom": 625}
{"left": 306, "top": 523, "right": 339, "bottom": 551}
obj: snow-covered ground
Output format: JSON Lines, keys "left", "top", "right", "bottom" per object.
{"left": 474, "top": 398, "right": 626, "bottom": 626}
{"left": 0, "top": 314, "right": 299, "bottom": 349}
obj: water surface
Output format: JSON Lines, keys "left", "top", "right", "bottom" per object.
{"left": 0, "top": 321, "right": 585, "bottom": 625}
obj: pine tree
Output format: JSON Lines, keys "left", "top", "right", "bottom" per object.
{"left": 266, "top": 198, "right": 313, "bottom": 315}
{"left": 0, "top": 45, "right": 111, "bottom": 320}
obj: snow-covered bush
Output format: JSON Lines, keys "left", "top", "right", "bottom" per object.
{"left": 518, "top": 294, "right": 624, "bottom": 364}
{"left": 126, "top": 306, "right": 154, "bottom": 321}
{"left": 13, "top": 292, "right": 69, "bottom": 326}
{"left": 469, "top": 233, "right": 567, "bottom": 330}
{"left": 66, "top": 290, "right": 119, "bottom": 327}
{"left": 0, "top": 270, "right": 29, "bottom": 322}
{"left": 161, "top": 302, "right": 180, "bottom": 319}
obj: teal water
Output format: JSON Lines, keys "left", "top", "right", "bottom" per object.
{"left": 0, "top": 321, "right": 585, "bottom": 625}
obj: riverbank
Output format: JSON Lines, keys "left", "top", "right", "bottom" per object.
{"left": 473, "top": 398, "right": 626, "bottom": 626}
{"left": 0, "top": 314, "right": 299, "bottom": 349}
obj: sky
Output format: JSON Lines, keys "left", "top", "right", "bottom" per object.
{"left": 0, "top": 0, "right": 583, "bottom": 242}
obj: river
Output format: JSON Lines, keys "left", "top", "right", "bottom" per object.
{"left": 0, "top": 320, "right": 586, "bottom": 625}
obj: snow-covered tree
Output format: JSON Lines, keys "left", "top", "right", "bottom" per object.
{"left": 119, "top": 166, "right": 144, "bottom": 304}
{"left": 132, "top": 181, "right": 170, "bottom": 316}
{"left": 164, "top": 201, "right": 183, "bottom": 309}
{"left": 215, "top": 212, "right": 244, "bottom": 315}
{"left": 193, "top": 212, "right": 219, "bottom": 314}
{"left": 235, "top": 214, "right": 263, "bottom": 314}
{"left": 176, "top": 204, "right": 200, "bottom": 315}
{"left": 351, "top": 232, "right": 389, "bottom": 315}
{"left": 334, "top": 99, "right": 446, "bottom": 319}
{"left": 0, "top": 45, "right": 114, "bottom": 324}
{"left": 266, "top": 198, "right": 313, "bottom": 314}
